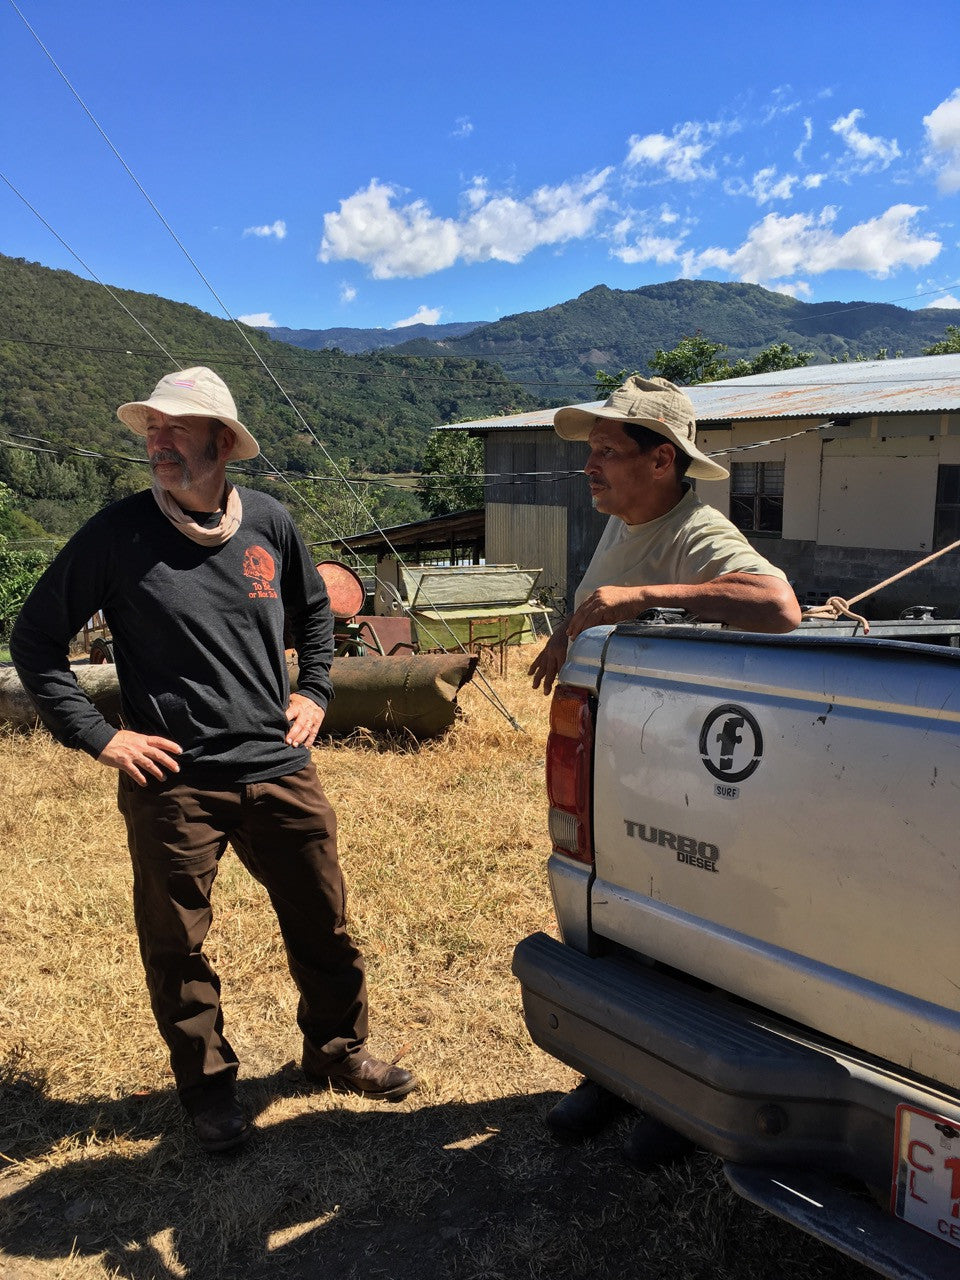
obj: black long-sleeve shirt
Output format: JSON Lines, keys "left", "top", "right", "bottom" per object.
{"left": 11, "top": 486, "right": 334, "bottom": 785}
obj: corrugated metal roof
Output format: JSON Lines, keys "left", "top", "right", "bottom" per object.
{"left": 437, "top": 404, "right": 561, "bottom": 432}
{"left": 691, "top": 353, "right": 960, "bottom": 422}
{"left": 439, "top": 353, "right": 960, "bottom": 432}
{"left": 334, "top": 508, "right": 484, "bottom": 552}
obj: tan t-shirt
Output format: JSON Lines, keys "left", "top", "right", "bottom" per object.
{"left": 574, "top": 487, "right": 787, "bottom": 608}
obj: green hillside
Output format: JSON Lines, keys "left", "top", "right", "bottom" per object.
{"left": 267, "top": 320, "right": 485, "bottom": 354}
{"left": 0, "top": 254, "right": 532, "bottom": 537}
{"left": 391, "top": 279, "right": 960, "bottom": 396}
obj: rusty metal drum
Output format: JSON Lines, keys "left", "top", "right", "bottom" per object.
{"left": 315, "top": 561, "right": 366, "bottom": 620}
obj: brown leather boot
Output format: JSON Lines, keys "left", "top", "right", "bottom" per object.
{"left": 304, "top": 1050, "right": 417, "bottom": 1102}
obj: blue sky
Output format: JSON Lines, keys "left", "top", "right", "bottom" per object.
{"left": 2, "top": 0, "right": 960, "bottom": 336}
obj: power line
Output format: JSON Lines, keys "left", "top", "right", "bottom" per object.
{"left": 0, "top": 433, "right": 586, "bottom": 488}
{"left": 0, "top": 176, "right": 366, "bottom": 563}
{"left": 0, "top": 172, "right": 181, "bottom": 367}
{"left": 6, "top": 11, "right": 523, "bottom": 727}
{"left": 0, "top": 331, "right": 539, "bottom": 389}
{"left": 3, "top": 325, "right": 960, "bottom": 399}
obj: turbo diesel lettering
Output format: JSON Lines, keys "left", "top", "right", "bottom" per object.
{"left": 623, "top": 820, "right": 720, "bottom": 872}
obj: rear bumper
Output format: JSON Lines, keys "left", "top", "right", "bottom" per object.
{"left": 513, "top": 931, "right": 960, "bottom": 1279}
{"left": 725, "top": 1165, "right": 959, "bottom": 1280}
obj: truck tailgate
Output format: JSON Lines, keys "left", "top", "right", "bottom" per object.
{"left": 588, "top": 629, "right": 960, "bottom": 1089}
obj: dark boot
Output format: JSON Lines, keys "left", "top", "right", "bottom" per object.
{"left": 623, "top": 1112, "right": 695, "bottom": 1170}
{"left": 183, "top": 1085, "right": 252, "bottom": 1154}
{"left": 545, "top": 1078, "right": 631, "bottom": 1140}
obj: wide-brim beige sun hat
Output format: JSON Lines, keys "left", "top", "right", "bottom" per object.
{"left": 554, "top": 374, "right": 728, "bottom": 481}
{"left": 117, "top": 366, "right": 260, "bottom": 461}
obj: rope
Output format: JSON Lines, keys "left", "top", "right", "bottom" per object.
{"left": 801, "top": 536, "right": 960, "bottom": 634}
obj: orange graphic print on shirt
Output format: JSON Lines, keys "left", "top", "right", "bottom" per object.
{"left": 242, "top": 544, "right": 278, "bottom": 599}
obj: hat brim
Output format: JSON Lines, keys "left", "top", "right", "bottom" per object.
{"left": 553, "top": 403, "right": 728, "bottom": 481}
{"left": 117, "top": 399, "right": 260, "bottom": 461}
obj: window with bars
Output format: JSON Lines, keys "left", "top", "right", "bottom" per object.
{"left": 934, "top": 465, "right": 960, "bottom": 550}
{"left": 729, "top": 461, "right": 785, "bottom": 535}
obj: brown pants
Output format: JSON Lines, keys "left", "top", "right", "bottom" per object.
{"left": 117, "top": 761, "right": 368, "bottom": 1103}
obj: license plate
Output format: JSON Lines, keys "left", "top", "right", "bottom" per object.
{"left": 891, "top": 1103, "right": 960, "bottom": 1249}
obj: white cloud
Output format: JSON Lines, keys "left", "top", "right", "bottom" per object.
{"left": 339, "top": 283, "right": 357, "bottom": 303}
{"left": 923, "top": 89, "right": 960, "bottom": 193}
{"left": 625, "top": 119, "right": 729, "bottom": 182}
{"left": 243, "top": 219, "right": 287, "bottom": 240}
{"left": 922, "top": 293, "right": 960, "bottom": 308}
{"left": 659, "top": 205, "right": 679, "bottom": 224}
{"left": 725, "top": 165, "right": 799, "bottom": 205}
{"left": 761, "top": 86, "right": 801, "bottom": 125}
{"left": 830, "top": 109, "right": 900, "bottom": 171}
{"left": 612, "top": 234, "right": 684, "bottom": 265}
{"left": 238, "top": 312, "right": 276, "bottom": 327}
{"left": 803, "top": 173, "right": 826, "bottom": 189}
{"left": 683, "top": 204, "right": 940, "bottom": 284}
{"left": 770, "top": 280, "right": 813, "bottom": 299}
{"left": 464, "top": 176, "right": 489, "bottom": 210}
{"left": 392, "top": 305, "right": 442, "bottom": 328}
{"left": 794, "top": 117, "right": 813, "bottom": 164}
{"left": 319, "top": 171, "right": 612, "bottom": 279}
{"left": 452, "top": 116, "right": 474, "bottom": 139}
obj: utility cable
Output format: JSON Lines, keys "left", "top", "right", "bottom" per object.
{"left": 8, "top": 6, "right": 522, "bottom": 726}
{"left": 4, "top": 328, "right": 960, "bottom": 393}
{"left": 0, "top": 432, "right": 586, "bottom": 487}
{"left": 0, "top": 171, "right": 181, "bottom": 368}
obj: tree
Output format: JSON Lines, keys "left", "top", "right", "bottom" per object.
{"left": 0, "top": 546, "right": 50, "bottom": 641}
{"left": 0, "top": 482, "right": 52, "bottom": 640}
{"left": 649, "top": 333, "right": 730, "bottom": 384}
{"left": 281, "top": 461, "right": 424, "bottom": 562}
{"left": 727, "top": 341, "right": 815, "bottom": 377}
{"left": 594, "top": 368, "right": 636, "bottom": 397}
{"left": 649, "top": 333, "right": 813, "bottom": 385}
{"left": 924, "top": 325, "right": 960, "bottom": 356}
{"left": 416, "top": 432, "right": 484, "bottom": 517}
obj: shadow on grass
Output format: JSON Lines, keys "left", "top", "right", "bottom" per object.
{"left": 0, "top": 1057, "right": 874, "bottom": 1280}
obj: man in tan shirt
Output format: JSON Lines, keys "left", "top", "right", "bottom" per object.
{"left": 529, "top": 375, "right": 800, "bottom": 1162}
{"left": 530, "top": 375, "right": 800, "bottom": 696}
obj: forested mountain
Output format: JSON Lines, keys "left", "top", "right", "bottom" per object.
{"left": 388, "top": 279, "right": 960, "bottom": 395}
{"left": 7, "top": 252, "right": 957, "bottom": 544}
{"left": 266, "top": 320, "right": 485, "bottom": 354}
{"left": 0, "top": 254, "right": 531, "bottom": 537}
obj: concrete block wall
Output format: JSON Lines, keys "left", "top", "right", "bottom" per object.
{"left": 760, "top": 538, "right": 960, "bottom": 617}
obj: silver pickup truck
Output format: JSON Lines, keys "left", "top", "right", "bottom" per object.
{"left": 513, "top": 617, "right": 960, "bottom": 1279}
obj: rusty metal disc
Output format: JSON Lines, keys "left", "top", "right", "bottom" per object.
{"left": 315, "top": 561, "right": 366, "bottom": 620}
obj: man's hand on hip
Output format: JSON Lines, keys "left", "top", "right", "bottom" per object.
{"left": 98, "top": 730, "right": 182, "bottom": 786}
{"left": 285, "top": 693, "right": 326, "bottom": 748}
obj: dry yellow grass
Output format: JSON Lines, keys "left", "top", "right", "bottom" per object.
{"left": 0, "top": 652, "right": 869, "bottom": 1280}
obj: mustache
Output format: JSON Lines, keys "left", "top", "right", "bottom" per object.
{"left": 150, "top": 449, "right": 186, "bottom": 470}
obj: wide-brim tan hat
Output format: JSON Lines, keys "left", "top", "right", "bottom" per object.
{"left": 554, "top": 374, "right": 728, "bottom": 481}
{"left": 117, "top": 366, "right": 260, "bottom": 461}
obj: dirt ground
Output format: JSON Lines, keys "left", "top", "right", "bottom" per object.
{"left": 0, "top": 661, "right": 876, "bottom": 1280}
{"left": 0, "top": 1075, "right": 873, "bottom": 1280}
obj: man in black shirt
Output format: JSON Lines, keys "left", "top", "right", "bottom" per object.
{"left": 11, "top": 367, "right": 416, "bottom": 1152}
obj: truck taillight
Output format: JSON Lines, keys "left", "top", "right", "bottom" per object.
{"left": 546, "top": 685, "right": 595, "bottom": 864}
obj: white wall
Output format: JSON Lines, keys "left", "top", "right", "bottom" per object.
{"left": 820, "top": 440, "right": 938, "bottom": 550}
{"left": 714, "top": 413, "right": 960, "bottom": 552}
